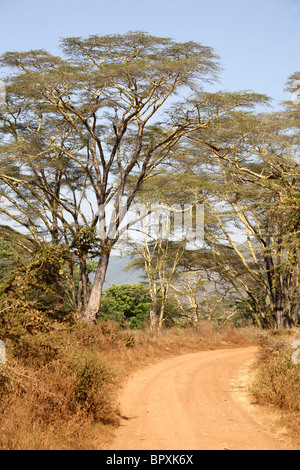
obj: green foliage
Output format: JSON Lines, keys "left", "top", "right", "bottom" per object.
{"left": 100, "top": 284, "right": 152, "bottom": 329}
{"left": 0, "top": 240, "right": 17, "bottom": 278}
{"left": 231, "top": 293, "right": 273, "bottom": 328}
{"left": 0, "top": 226, "right": 38, "bottom": 279}
{"left": 100, "top": 283, "right": 181, "bottom": 329}
{"left": 0, "top": 32, "right": 298, "bottom": 329}
{"left": 70, "top": 225, "right": 103, "bottom": 259}
{"left": 0, "top": 244, "right": 74, "bottom": 342}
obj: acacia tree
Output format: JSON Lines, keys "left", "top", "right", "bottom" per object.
{"left": 170, "top": 262, "right": 234, "bottom": 324}
{"left": 185, "top": 96, "right": 299, "bottom": 328}
{"left": 127, "top": 209, "right": 188, "bottom": 331}
{"left": 1, "top": 32, "right": 224, "bottom": 324}
{"left": 0, "top": 98, "right": 96, "bottom": 311}
{"left": 124, "top": 167, "right": 207, "bottom": 331}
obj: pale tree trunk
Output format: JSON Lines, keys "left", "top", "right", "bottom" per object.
{"left": 158, "top": 302, "right": 165, "bottom": 331}
{"left": 83, "top": 251, "right": 110, "bottom": 325}
{"left": 77, "top": 257, "right": 90, "bottom": 312}
{"left": 192, "top": 297, "right": 200, "bottom": 323}
{"left": 149, "top": 279, "right": 159, "bottom": 332}
{"left": 81, "top": 259, "right": 90, "bottom": 310}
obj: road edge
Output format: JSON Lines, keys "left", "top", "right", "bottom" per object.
{"left": 230, "top": 358, "right": 297, "bottom": 450}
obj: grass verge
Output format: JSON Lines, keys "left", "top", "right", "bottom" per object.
{"left": 250, "top": 329, "right": 300, "bottom": 449}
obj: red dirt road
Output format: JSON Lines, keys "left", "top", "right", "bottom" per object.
{"left": 110, "top": 347, "right": 291, "bottom": 450}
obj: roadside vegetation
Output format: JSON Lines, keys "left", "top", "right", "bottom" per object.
{"left": 250, "top": 330, "right": 300, "bottom": 449}
{"left": 0, "top": 315, "right": 257, "bottom": 450}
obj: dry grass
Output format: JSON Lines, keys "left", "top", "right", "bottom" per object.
{"left": 250, "top": 329, "right": 300, "bottom": 449}
{"left": 0, "top": 319, "right": 257, "bottom": 450}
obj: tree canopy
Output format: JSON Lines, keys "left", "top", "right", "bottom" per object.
{"left": 0, "top": 33, "right": 298, "bottom": 329}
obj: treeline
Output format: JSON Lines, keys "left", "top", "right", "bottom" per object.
{"left": 0, "top": 32, "right": 299, "bottom": 333}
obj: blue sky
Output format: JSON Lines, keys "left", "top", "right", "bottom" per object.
{"left": 0, "top": 0, "right": 299, "bottom": 106}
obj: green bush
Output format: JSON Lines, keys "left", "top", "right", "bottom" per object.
{"left": 0, "top": 245, "right": 74, "bottom": 342}
{"left": 99, "top": 284, "right": 151, "bottom": 329}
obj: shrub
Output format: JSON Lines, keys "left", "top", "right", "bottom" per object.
{"left": 100, "top": 284, "right": 152, "bottom": 329}
{"left": 251, "top": 336, "right": 300, "bottom": 412}
{"left": 69, "top": 352, "right": 118, "bottom": 423}
{"left": 0, "top": 245, "right": 74, "bottom": 342}
{"left": 0, "top": 321, "right": 123, "bottom": 449}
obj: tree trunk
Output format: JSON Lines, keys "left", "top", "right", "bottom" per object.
{"left": 149, "top": 279, "right": 159, "bottom": 332}
{"left": 158, "top": 303, "right": 165, "bottom": 331}
{"left": 274, "top": 306, "right": 284, "bottom": 329}
{"left": 193, "top": 298, "right": 200, "bottom": 323}
{"left": 83, "top": 251, "right": 110, "bottom": 325}
{"left": 273, "top": 293, "right": 285, "bottom": 329}
{"left": 81, "top": 257, "right": 90, "bottom": 309}
{"left": 77, "top": 257, "right": 90, "bottom": 312}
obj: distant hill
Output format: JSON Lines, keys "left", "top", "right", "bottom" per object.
{"left": 92, "top": 243, "right": 251, "bottom": 293}
{"left": 91, "top": 255, "right": 145, "bottom": 290}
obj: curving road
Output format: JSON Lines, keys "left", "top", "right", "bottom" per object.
{"left": 110, "top": 347, "right": 291, "bottom": 450}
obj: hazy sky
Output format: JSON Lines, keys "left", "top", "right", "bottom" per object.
{"left": 0, "top": 0, "right": 299, "bottom": 105}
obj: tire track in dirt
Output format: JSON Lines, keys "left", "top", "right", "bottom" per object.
{"left": 109, "top": 347, "right": 292, "bottom": 450}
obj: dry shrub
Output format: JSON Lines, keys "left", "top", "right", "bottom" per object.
{"left": 218, "top": 322, "right": 256, "bottom": 345}
{"left": 118, "top": 320, "right": 255, "bottom": 371}
{"left": 0, "top": 354, "right": 119, "bottom": 449}
{"left": 0, "top": 321, "right": 124, "bottom": 450}
{"left": 0, "top": 388, "right": 110, "bottom": 450}
{"left": 251, "top": 334, "right": 300, "bottom": 412}
{"left": 169, "top": 320, "right": 255, "bottom": 348}
{"left": 250, "top": 332, "right": 300, "bottom": 448}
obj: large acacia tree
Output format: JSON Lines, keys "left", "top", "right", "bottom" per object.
{"left": 182, "top": 93, "right": 299, "bottom": 328}
{"left": 0, "top": 32, "right": 225, "bottom": 324}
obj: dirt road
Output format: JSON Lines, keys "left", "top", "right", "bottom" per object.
{"left": 109, "top": 347, "right": 291, "bottom": 450}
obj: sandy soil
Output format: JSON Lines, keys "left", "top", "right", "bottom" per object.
{"left": 109, "top": 346, "right": 294, "bottom": 450}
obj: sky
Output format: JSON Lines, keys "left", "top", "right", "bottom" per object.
{"left": 0, "top": 0, "right": 299, "bottom": 107}
{"left": 0, "top": 0, "right": 298, "bottom": 251}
